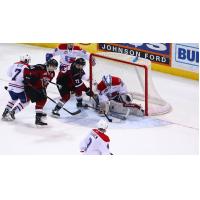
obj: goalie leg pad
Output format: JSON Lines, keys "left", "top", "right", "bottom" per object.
{"left": 99, "top": 101, "right": 110, "bottom": 115}
{"left": 109, "top": 100, "right": 129, "bottom": 115}
{"left": 129, "top": 107, "right": 144, "bottom": 116}
{"left": 110, "top": 101, "right": 144, "bottom": 117}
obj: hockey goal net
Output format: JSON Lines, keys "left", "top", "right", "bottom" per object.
{"left": 89, "top": 52, "right": 172, "bottom": 116}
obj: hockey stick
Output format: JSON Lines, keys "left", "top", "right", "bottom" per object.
{"left": 83, "top": 101, "right": 120, "bottom": 123}
{"left": 45, "top": 95, "right": 81, "bottom": 115}
{"left": 84, "top": 103, "right": 128, "bottom": 121}
{"left": 4, "top": 86, "right": 81, "bottom": 116}
{"left": 90, "top": 96, "right": 113, "bottom": 122}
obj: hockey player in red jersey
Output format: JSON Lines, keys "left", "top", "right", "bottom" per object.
{"left": 24, "top": 59, "right": 58, "bottom": 126}
{"left": 52, "top": 58, "right": 94, "bottom": 117}
{"left": 80, "top": 119, "right": 113, "bottom": 155}
{"left": 2, "top": 55, "right": 31, "bottom": 120}
{"left": 94, "top": 75, "right": 144, "bottom": 117}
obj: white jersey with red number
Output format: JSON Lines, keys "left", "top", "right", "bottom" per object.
{"left": 7, "top": 61, "right": 29, "bottom": 93}
{"left": 52, "top": 44, "right": 89, "bottom": 72}
{"left": 97, "top": 76, "right": 128, "bottom": 103}
{"left": 80, "top": 128, "right": 112, "bottom": 155}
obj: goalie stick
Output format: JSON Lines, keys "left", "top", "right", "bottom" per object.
{"left": 82, "top": 103, "right": 121, "bottom": 123}
{"left": 4, "top": 86, "right": 81, "bottom": 116}
{"left": 110, "top": 108, "right": 130, "bottom": 120}
{"left": 84, "top": 103, "right": 129, "bottom": 121}
{"left": 89, "top": 96, "right": 116, "bottom": 123}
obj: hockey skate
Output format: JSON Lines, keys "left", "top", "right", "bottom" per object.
{"left": 76, "top": 98, "right": 83, "bottom": 108}
{"left": 35, "top": 113, "right": 48, "bottom": 126}
{"left": 76, "top": 102, "right": 83, "bottom": 108}
{"left": 1, "top": 108, "right": 10, "bottom": 121}
{"left": 9, "top": 110, "right": 16, "bottom": 120}
{"left": 51, "top": 109, "right": 60, "bottom": 118}
{"left": 41, "top": 112, "right": 47, "bottom": 119}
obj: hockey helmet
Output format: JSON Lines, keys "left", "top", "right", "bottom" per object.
{"left": 102, "top": 75, "right": 112, "bottom": 87}
{"left": 67, "top": 43, "right": 74, "bottom": 50}
{"left": 20, "top": 54, "right": 31, "bottom": 64}
{"left": 97, "top": 119, "right": 108, "bottom": 130}
{"left": 75, "top": 58, "right": 86, "bottom": 67}
{"left": 46, "top": 59, "right": 58, "bottom": 71}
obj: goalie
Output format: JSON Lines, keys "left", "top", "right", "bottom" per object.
{"left": 93, "top": 75, "right": 144, "bottom": 117}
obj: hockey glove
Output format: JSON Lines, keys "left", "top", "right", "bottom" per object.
{"left": 46, "top": 53, "right": 53, "bottom": 61}
{"left": 39, "top": 88, "right": 47, "bottom": 98}
{"left": 85, "top": 88, "right": 94, "bottom": 96}
{"left": 24, "top": 75, "right": 39, "bottom": 85}
{"left": 23, "top": 75, "right": 31, "bottom": 85}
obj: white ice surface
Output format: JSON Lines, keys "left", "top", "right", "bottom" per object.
{"left": 0, "top": 44, "right": 198, "bottom": 154}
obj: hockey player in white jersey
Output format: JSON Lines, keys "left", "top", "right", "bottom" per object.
{"left": 2, "top": 55, "right": 31, "bottom": 120}
{"left": 93, "top": 75, "right": 144, "bottom": 118}
{"left": 80, "top": 119, "right": 113, "bottom": 155}
{"left": 45, "top": 43, "right": 91, "bottom": 72}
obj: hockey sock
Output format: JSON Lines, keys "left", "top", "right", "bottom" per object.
{"left": 12, "top": 102, "right": 29, "bottom": 114}
{"left": 6, "top": 100, "right": 17, "bottom": 111}
{"left": 54, "top": 101, "right": 64, "bottom": 111}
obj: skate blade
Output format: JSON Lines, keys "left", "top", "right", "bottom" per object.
{"left": 35, "top": 124, "right": 48, "bottom": 128}
{"left": 51, "top": 114, "right": 60, "bottom": 118}
{"left": 111, "top": 117, "right": 121, "bottom": 123}
{"left": 1, "top": 116, "right": 14, "bottom": 121}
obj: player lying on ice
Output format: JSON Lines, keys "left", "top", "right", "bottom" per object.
{"left": 91, "top": 75, "right": 144, "bottom": 119}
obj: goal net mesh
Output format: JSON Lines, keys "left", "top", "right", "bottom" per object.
{"left": 89, "top": 52, "right": 172, "bottom": 116}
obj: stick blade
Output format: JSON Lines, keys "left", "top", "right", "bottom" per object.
{"left": 70, "top": 109, "right": 82, "bottom": 115}
{"left": 111, "top": 117, "right": 121, "bottom": 123}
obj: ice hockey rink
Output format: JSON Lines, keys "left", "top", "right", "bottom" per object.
{"left": 0, "top": 43, "right": 198, "bottom": 155}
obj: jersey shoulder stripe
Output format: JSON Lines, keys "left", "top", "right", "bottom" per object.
{"left": 92, "top": 129, "right": 110, "bottom": 142}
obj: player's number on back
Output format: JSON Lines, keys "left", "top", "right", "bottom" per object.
{"left": 12, "top": 69, "right": 22, "bottom": 81}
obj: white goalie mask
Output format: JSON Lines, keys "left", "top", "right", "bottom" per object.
{"left": 102, "top": 75, "right": 112, "bottom": 87}
{"left": 20, "top": 54, "right": 31, "bottom": 64}
{"left": 97, "top": 119, "right": 108, "bottom": 130}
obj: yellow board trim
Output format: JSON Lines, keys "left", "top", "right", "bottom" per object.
{"left": 22, "top": 43, "right": 59, "bottom": 48}
{"left": 152, "top": 63, "right": 199, "bottom": 80}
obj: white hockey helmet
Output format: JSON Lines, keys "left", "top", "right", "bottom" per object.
{"left": 20, "top": 54, "right": 31, "bottom": 64}
{"left": 102, "top": 75, "right": 112, "bottom": 87}
{"left": 97, "top": 119, "right": 108, "bottom": 130}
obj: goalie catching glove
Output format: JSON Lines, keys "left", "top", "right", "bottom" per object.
{"left": 118, "top": 93, "right": 133, "bottom": 104}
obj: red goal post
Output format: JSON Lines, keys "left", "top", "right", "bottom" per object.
{"left": 89, "top": 53, "right": 171, "bottom": 116}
